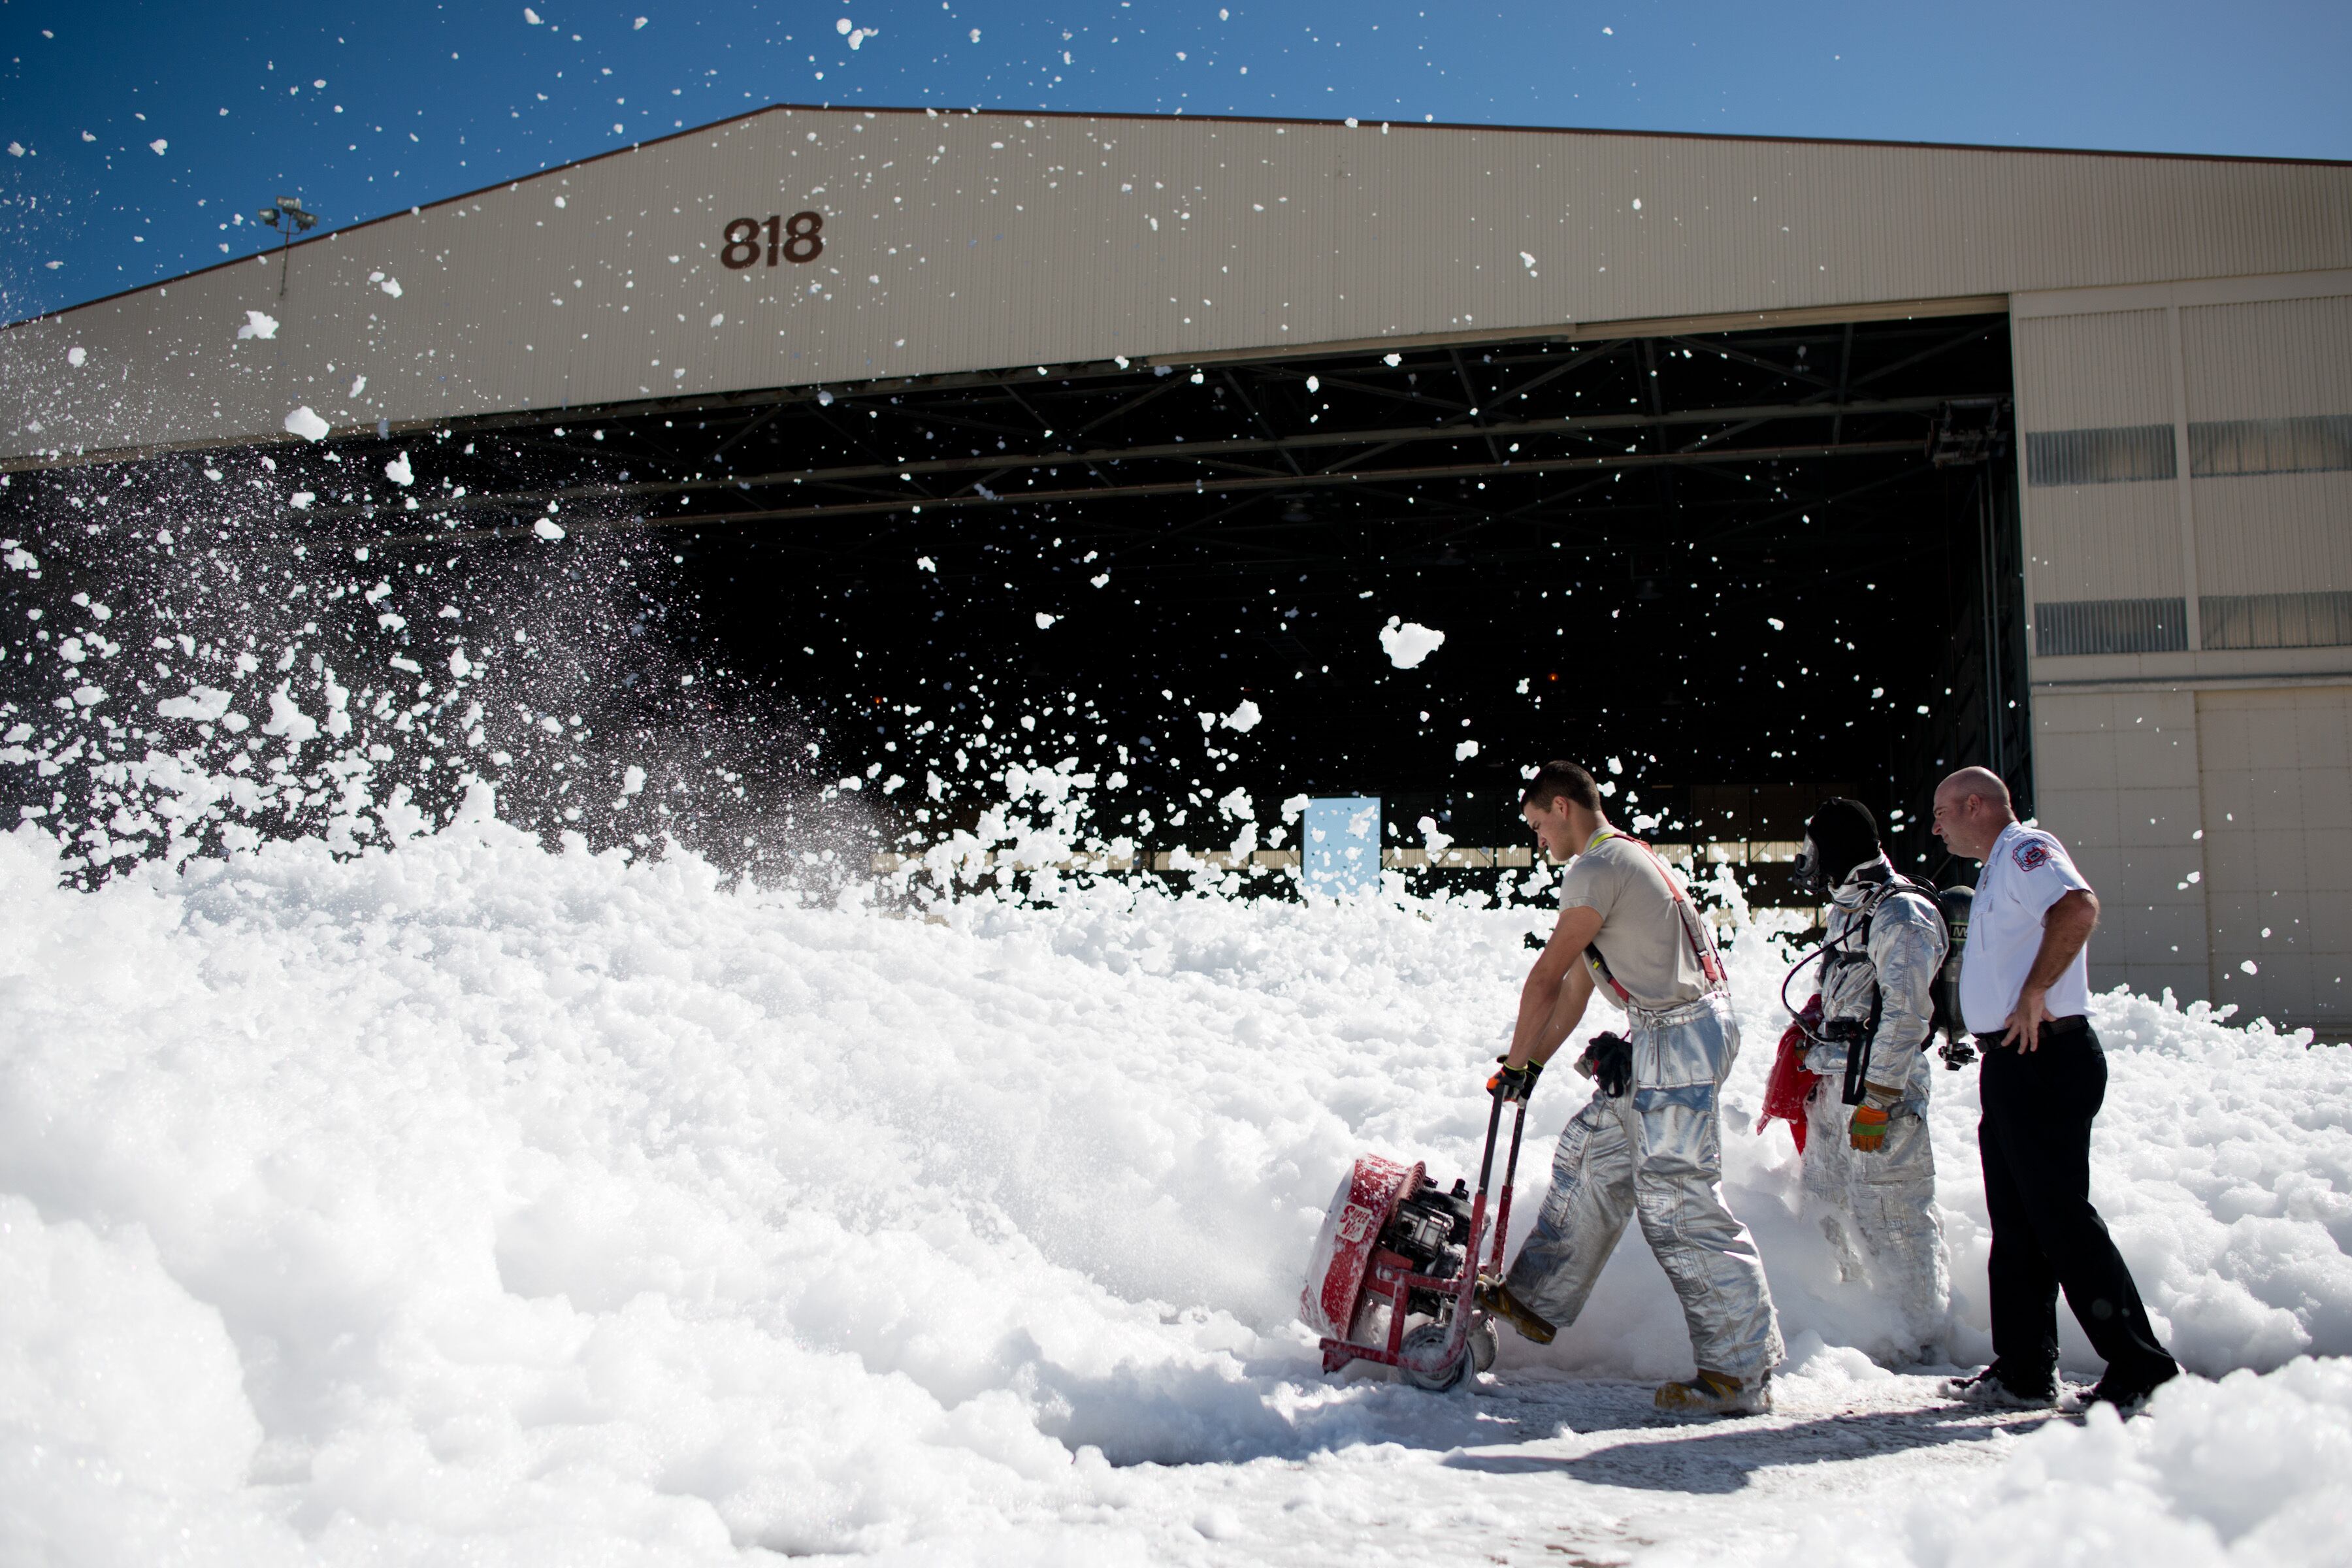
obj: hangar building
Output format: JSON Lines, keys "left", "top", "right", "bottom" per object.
{"left": 4, "top": 106, "right": 2349, "bottom": 1028}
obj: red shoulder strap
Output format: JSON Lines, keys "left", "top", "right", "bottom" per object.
{"left": 1620, "top": 835, "right": 1728, "bottom": 987}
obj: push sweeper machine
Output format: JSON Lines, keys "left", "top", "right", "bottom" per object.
{"left": 1299, "top": 1088, "right": 1530, "bottom": 1391}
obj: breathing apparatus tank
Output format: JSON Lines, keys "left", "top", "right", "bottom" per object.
{"left": 1933, "top": 884, "right": 1978, "bottom": 1069}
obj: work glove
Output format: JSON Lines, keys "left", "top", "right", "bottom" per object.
{"left": 1578, "top": 1031, "right": 1634, "bottom": 1099}
{"left": 1488, "top": 1056, "right": 1543, "bottom": 1103}
{"left": 1848, "top": 1083, "right": 1903, "bottom": 1152}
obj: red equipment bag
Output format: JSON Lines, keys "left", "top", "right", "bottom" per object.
{"left": 1759, "top": 994, "right": 1823, "bottom": 1152}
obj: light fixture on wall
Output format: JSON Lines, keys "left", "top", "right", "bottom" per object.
{"left": 255, "top": 196, "right": 318, "bottom": 299}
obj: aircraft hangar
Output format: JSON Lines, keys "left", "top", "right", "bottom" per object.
{"left": 3, "top": 105, "right": 2349, "bottom": 1028}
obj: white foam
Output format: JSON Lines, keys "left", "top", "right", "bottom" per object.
{"left": 0, "top": 767, "right": 2341, "bottom": 1560}
{"left": 1377, "top": 617, "right": 1445, "bottom": 669}
{"left": 1788, "top": 1359, "right": 2352, "bottom": 1568}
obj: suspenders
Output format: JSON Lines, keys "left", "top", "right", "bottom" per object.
{"left": 1579, "top": 831, "right": 1729, "bottom": 1007}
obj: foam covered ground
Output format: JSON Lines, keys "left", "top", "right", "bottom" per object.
{"left": 1, "top": 808, "right": 2346, "bottom": 1564}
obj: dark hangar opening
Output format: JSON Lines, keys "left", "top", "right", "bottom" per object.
{"left": 8, "top": 312, "right": 2028, "bottom": 897}
{"left": 580, "top": 312, "right": 2025, "bottom": 892}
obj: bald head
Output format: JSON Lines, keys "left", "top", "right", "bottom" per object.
{"left": 1940, "top": 766, "right": 2011, "bottom": 811}
{"left": 1933, "top": 766, "right": 2016, "bottom": 861}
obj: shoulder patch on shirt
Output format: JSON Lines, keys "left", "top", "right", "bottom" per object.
{"left": 2012, "top": 838, "right": 2051, "bottom": 873}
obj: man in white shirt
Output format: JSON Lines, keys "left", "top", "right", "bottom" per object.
{"left": 1930, "top": 766, "right": 2179, "bottom": 1414}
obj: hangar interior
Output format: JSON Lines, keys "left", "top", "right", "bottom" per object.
{"left": 2, "top": 309, "right": 2029, "bottom": 904}
{"left": 547, "top": 308, "right": 2025, "bottom": 899}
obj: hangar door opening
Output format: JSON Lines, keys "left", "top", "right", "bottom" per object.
{"left": 521, "top": 310, "right": 2029, "bottom": 896}
{"left": 1, "top": 311, "right": 2029, "bottom": 900}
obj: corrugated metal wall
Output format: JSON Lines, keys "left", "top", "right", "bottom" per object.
{"left": 5, "top": 108, "right": 2352, "bottom": 465}
{"left": 2018, "top": 270, "right": 2352, "bottom": 1029}
{"left": 2013, "top": 308, "right": 2183, "bottom": 616}
{"left": 2197, "top": 687, "right": 2352, "bottom": 1025}
{"left": 2183, "top": 295, "right": 2352, "bottom": 612}
{"left": 2015, "top": 274, "right": 2352, "bottom": 664}
{"left": 2014, "top": 308, "right": 2176, "bottom": 427}
{"left": 2030, "top": 689, "right": 2208, "bottom": 1005}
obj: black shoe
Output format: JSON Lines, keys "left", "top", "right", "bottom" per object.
{"left": 2080, "top": 1361, "right": 2179, "bottom": 1418}
{"left": 1938, "top": 1362, "right": 2057, "bottom": 1409}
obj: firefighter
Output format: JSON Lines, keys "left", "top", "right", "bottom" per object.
{"left": 1931, "top": 766, "right": 2180, "bottom": 1413}
{"left": 1479, "top": 760, "right": 1783, "bottom": 1416}
{"left": 1792, "top": 798, "right": 1952, "bottom": 1363}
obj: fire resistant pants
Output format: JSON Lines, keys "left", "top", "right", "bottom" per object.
{"left": 1802, "top": 1085, "right": 1950, "bottom": 1358}
{"left": 1978, "top": 1020, "right": 2178, "bottom": 1390}
{"left": 1505, "top": 992, "right": 1785, "bottom": 1382}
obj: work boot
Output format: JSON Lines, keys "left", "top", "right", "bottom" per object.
{"left": 1473, "top": 1278, "right": 1556, "bottom": 1345}
{"left": 1938, "top": 1362, "right": 2057, "bottom": 1409}
{"left": 1654, "top": 1369, "right": 1771, "bottom": 1416}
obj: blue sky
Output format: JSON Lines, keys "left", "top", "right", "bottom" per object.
{"left": 4, "top": 1, "right": 2347, "bottom": 321}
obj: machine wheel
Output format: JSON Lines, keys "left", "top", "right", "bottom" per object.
{"left": 1467, "top": 1318, "right": 1497, "bottom": 1373}
{"left": 1399, "top": 1323, "right": 1470, "bottom": 1392}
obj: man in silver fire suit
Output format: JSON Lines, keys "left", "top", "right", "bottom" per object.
{"left": 1793, "top": 798, "right": 1952, "bottom": 1363}
{"left": 1478, "top": 760, "right": 1783, "bottom": 1416}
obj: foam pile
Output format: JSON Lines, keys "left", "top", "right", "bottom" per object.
{"left": 0, "top": 806, "right": 2345, "bottom": 1561}
{"left": 1788, "top": 1358, "right": 2352, "bottom": 1567}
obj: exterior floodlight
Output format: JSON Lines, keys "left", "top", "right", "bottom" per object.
{"left": 256, "top": 195, "right": 319, "bottom": 299}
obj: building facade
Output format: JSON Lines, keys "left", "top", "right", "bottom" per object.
{"left": 5, "top": 108, "right": 2347, "bottom": 1026}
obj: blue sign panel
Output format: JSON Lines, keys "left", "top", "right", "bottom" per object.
{"left": 1302, "top": 796, "right": 1382, "bottom": 896}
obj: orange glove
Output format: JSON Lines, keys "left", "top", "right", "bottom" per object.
{"left": 1488, "top": 1057, "right": 1543, "bottom": 1103}
{"left": 1848, "top": 1104, "right": 1891, "bottom": 1152}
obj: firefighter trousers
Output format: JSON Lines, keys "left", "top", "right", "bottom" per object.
{"left": 1505, "top": 992, "right": 1785, "bottom": 1382}
{"left": 1802, "top": 1086, "right": 1949, "bottom": 1358}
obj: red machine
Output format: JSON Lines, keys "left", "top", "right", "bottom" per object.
{"left": 1300, "top": 1091, "right": 1531, "bottom": 1390}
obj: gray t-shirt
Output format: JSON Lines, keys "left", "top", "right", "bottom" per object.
{"left": 1560, "top": 832, "right": 1712, "bottom": 1011}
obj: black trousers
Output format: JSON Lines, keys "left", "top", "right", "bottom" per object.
{"left": 1977, "top": 1022, "right": 2178, "bottom": 1388}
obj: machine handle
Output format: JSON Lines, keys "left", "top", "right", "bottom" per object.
{"left": 1474, "top": 1083, "right": 1507, "bottom": 1196}
{"left": 1488, "top": 1098, "right": 1529, "bottom": 1271}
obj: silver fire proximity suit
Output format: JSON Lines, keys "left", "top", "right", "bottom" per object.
{"left": 1802, "top": 858, "right": 1951, "bottom": 1356}
{"left": 1506, "top": 841, "right": 1784, "bottom": 1383}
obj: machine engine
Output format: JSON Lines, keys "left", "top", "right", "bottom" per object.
{"left": 1377, "top": 1175, "right": 1473, "bottom": 1314}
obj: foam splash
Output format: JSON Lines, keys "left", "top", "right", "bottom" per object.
{"left": 0, "top": 787, "right": 2343, "bottom": 1561}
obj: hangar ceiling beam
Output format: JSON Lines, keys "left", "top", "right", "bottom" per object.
{"left": 708, "top": 406, "right": 786, "bottom": 463}
{"left": 1073, "top": 379, "right": 1184, "bottom": 442}
{"left": 1687, "top": 338, "right": 1842, "bottom": 396}
{"left": 1686, "top": 464, "right": 1924, "bottom": 551}
{"left": 1217, "top": 370, "right": 1305, "bottom": 478}
{"left": 1832, "top": 322, "right": 1857, "bottom": 446}
{"left": 1477, "top": 351, "right": 1614, "bottom": 424}
{"left": 377, "top": 438, "right": 1922, "bottom": 549}
{"left": 1821, "top": 321, "right": 2002, "bottom": 397}
{"left": 291, "top": 395, "right": 1956, "bottom": 531}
